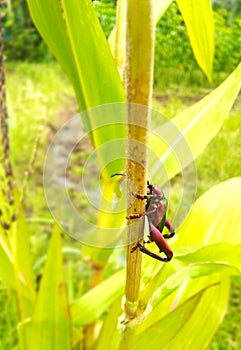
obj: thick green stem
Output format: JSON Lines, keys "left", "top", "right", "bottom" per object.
{"left": 124, "top": 0, "right": 155, "bottom": 321}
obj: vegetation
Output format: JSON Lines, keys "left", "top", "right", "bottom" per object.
{"left": 3, "top": 1, "right": 241, "bottom": 83}
{"left": 0, "top": 0, "right": 241, "bottom": 349}
{"left": 1, "top": 59, "right": 240, "bottom": 350}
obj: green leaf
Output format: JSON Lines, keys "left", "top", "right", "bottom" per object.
{"left": 134, "top": 284, "right": 216, "bottom": 348}
{"left": 177, "top": 178, "right": 241, "bottom": 246}
{"left": 139, "top": 244, "right": 241, "bottom": 315}
{"left": 176, "top": 0, "right": 214, "bottom": 82}
{"left": 153, "top": 0, "right": 174, "bottom": 23}
{"left": 150, "top": 63, "right": 241, "bottom": 183}
{"left": 152, "top": 178, "right": 241, "bottom": 348}
{"left": 0, "top": 231, "right": 15, "bottom": 287}
{"left": 138, "top": 263, "right": 237, "bottom": 334}
{"left": 176, "top": 242, "right": 241, "bottom": 270}
{"left": 0, "top": 217, "right": 35, "bottom": 318}
{"left": 95, "top": 297, "right": 122, "bottom": 350}
{"left": 71, "top": 269, "right": 125, "bottom": 326}
{"left": 26, "top": 226, "right": 71, "bottom": 350}
{"left": 26, "top": 0, "right": 125, "bottom": 111}
{"left": 11, "top": 210, "right": 36, "bottom": 310}
{"left": 136, "top": 179, "right": 241, "bottom": 347}
{"left": 26, "top": 0, "right": 83, "bottom": 109}
{"left": 26, "top": 0, "right": 125, "bottom": 177}
{"left": 135, "top": 277, "right": 230, "bottom": 350}
{"left": 166, "top": 276, "right": 229, "bottom": 349}
{"left": 0, "top": 229, "right": 34, "bottom": 303}
{"left": 158, "top": 263, "right": 237, "bottom": 307}
{"left": 164, "top": 277, "right": 229, "bottom": 350}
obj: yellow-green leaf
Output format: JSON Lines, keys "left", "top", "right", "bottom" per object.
{"left": 176, "top": 0, "right": 214, "bottom": 82}
{"left": 27, "top": 227, "right": 71, "bottom": 350}
{"left": 153, "top": 0, "right": 174, "bottom": 23}
{"left": 26, "top": 0, "right": 125, "bottom": 111}
{"left": 150, "top": 63, "right": 241, "bottom": 183}
{"left": 176, "top": 243, "right": 241, "bottom": 270}
{"left": 26, "top": 0, "right": 125, "bottom": 177}
{"left": 178, "top": 178, "right": 241, "bottom": 246}
{"left": 135, "top": 275, "right": 230, "bottom": 350}
{"left": 95, "top": 297, "right": 122, "bottom": 350}
{"left": 135, "top": 284, "right": 218, "bottom": 348}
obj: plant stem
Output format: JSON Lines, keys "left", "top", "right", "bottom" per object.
{"left": 124, "top": 0, "right": 155, "bottom": 320}
{"left": 0, "top": 9, "right": 15, "bottom": 231}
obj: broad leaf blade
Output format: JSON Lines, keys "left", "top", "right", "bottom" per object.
{"left": 26, "top": 0, "right": 84, "bottom": 108}
{"left": 153, "top": 263, "right": 238, "bottom": 311}
{"left": 27, "top": 227, "right": 71, "bottom": 350}
{"left": 0, "top": 231, "right": 15, "bottom": 287}
{"left": 135, "top": 277, "right": 229, "bottom": 350}
{"left": 150, "top": 63, "right": 241, "bottom": 183}
{"left": 135, "top": 284, "right": 217, "bottom": 348}
{"left": 153, "top": 0, "right": 174, "bottom": 23}
{"left": 137, "top": 179, "right": 241, "bottom": 347}
{"left": 138, "top": 263, "right": 238, "bottom": 334}
{"left": 27, "top": 0, "right": 126, "bottom": 178}
{"left": 176, "top": 242, "right": 241, "bottom": 270}
{"left": 164, "top": 277, "right": 230, "bottom": 350}
{"left": 177, "top": 178, "right": 241, "bottom": 246}
{"left": 11, "top": 213, "right": 36, "bottom": 319}
{"left": 26, "top": 0, "right": 125, "bottom": 111}
{"left": 176, "top": 0, "right": 214, "bottom": 82}
{"left": 60, "top": 0, "right": 125, "bottom": 108}
{"left": 163, "top": 179, "right": 241, "bottom": 348}
{"left": 95, "top": 297, "right": 122, "bottom": 350}
{"left": 0, "top": 227, "right": 34, "bottom": 302}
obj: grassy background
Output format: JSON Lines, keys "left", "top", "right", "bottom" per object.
{"left": 1, "top": 62, "right": 240, "bottom": 349}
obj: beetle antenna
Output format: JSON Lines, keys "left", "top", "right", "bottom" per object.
{"left": 110, "top": 173, "right": 126, "bottom": 178}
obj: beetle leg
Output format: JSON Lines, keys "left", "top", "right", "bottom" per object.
{"left": 130, "top": 244, "right": 138, "bottom": 253}
{"left": 126, "top": 207, "right": 157, "bottom": 220}
{"left": 126, "top": 212, "right": 144, "bottom": 220}
{"left": 130, "top": 234, "right": 150, "bottom": 253}
{"left": 132, "top": 192, "right": 154, "bottom": 200}
{"left": 163, "top": 218, "right": 175, "bottom": 239}
{"left": 127, "top": 204, "right": 158, "bottom": 220}
{"left": 132, "top": 243, "right": 171, "bottom": 262}
{"left": 149, "top": 223, "right": 173, "bottom": 261}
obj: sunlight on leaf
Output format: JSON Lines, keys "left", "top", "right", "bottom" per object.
{"left": 136, "top": 276, "right": 230, "bottom": 350}
{"left": 26, "top": 226, "right": 71, "bottom": 350}
{"left": 26, "top": 0, "right": 125, "bottom": 111}
{"left": 153, "top": 0, "right": 174, "bottom": 23}
{"left": 163, "top": 277, "right": 229, "bottom": 350}
{"left": 135, "top": 284, "right": 214, "bottom": 348}
{"left": 27, "top": 0, "right": 125, "bottom": 178}
{"left": 177, "top": 178, "right": 241, "bottom": 246}
{"left": 176, "top": 0, "right": 214, "bottom": 82}
{"left": 135, "top": 179, "right": 241, "bottom": 347}
{"left": 95, "top": 296, "right": 122, "bottom": 350}
{"left": 176, "top": 242, "right": 241, "bottom": 270}
{"left": 149, "top": 63, "right": 241, "bottom": 183}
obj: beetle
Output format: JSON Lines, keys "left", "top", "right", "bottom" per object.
{"left": 126, "top": 181, "right": 175, "bottom": 262}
